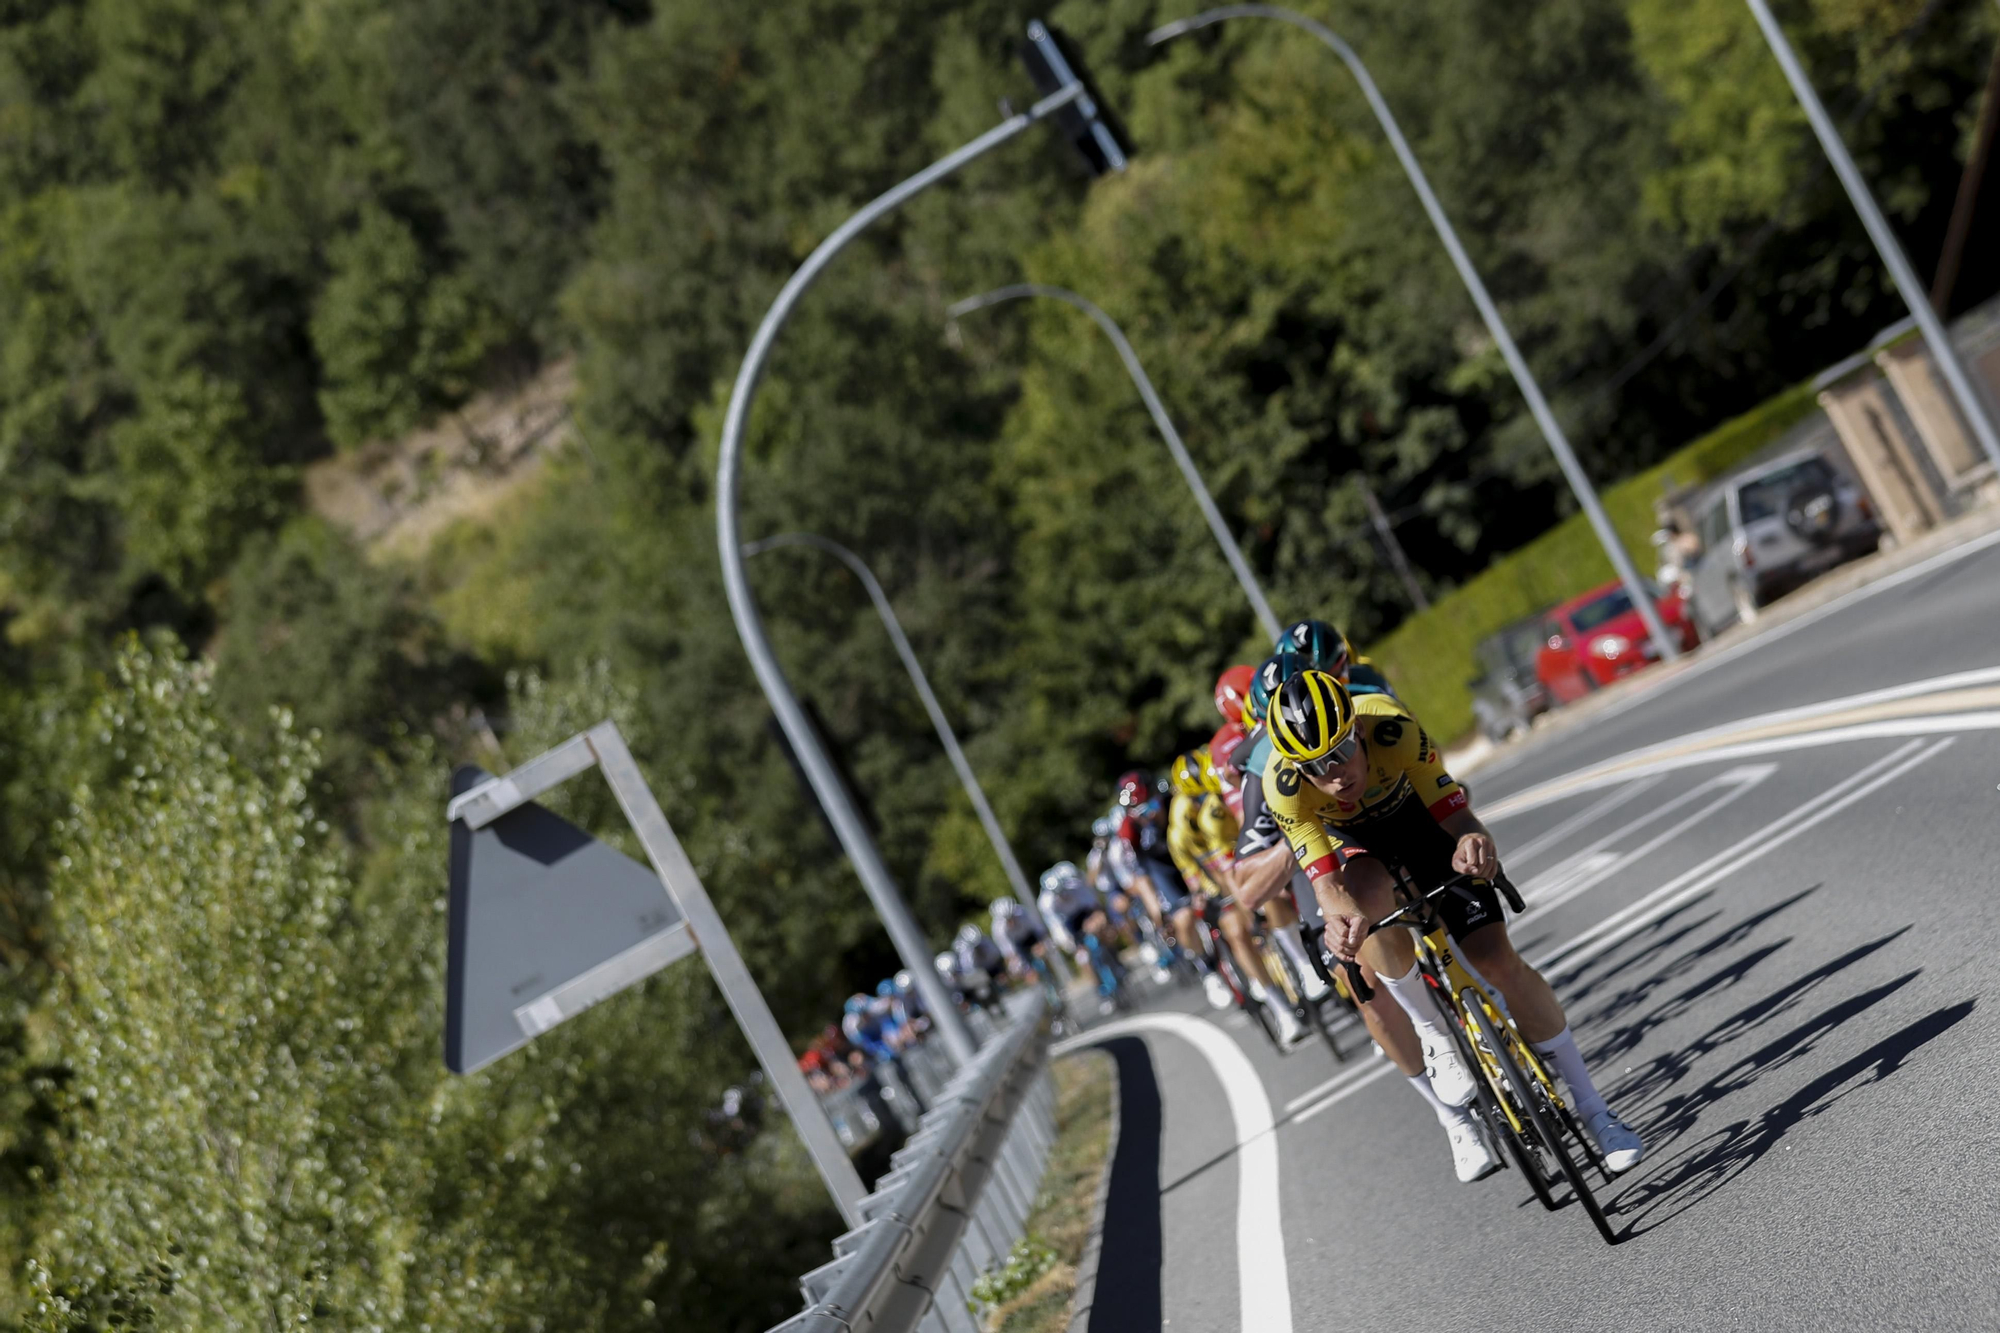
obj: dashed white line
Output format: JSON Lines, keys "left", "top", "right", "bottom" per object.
{"left": 1535, "top": 739, "right": 1950, "bottom": 977}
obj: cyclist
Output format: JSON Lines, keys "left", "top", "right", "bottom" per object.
{"left": 1171, "top": 747, "right": 1303, "bottom": 1039}
{"left": 1039, "top": 861, "right": 1125, "bottom": 1011}
{"left": 1265, "top": 670, "right": 1646, "bottom": 1173}
{"left": 1115, "top": 768, "right": 1220, "bottom": 1002}
{"left": 989, "top": 898, "right": 1045, "bottom": 979}
{"left": 1230, "top": 653, "right": 1500, "bottom": 1179}
{"left": 946, "top": 924, "right": 1005, "bottom": 1017}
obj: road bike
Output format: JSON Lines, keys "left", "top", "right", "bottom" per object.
{"left": 1347, "top": 868, "right": 1620, "bottom": 1245}
{"left": 1241, "top": 901, "right": 1347, "bottom": 1063}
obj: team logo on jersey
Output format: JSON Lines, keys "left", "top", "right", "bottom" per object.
{"left": 1372, "top": 718, "right": 1404, "bottom": 747}
{"left": 1274, "top": 765, "right": 1301, "bottom": 797}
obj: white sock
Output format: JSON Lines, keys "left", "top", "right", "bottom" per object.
{"left": 1406, "top": 1073, "right": 1473, "bottom": 1129}
{"left": 1531, "top": 1026, "right": 1607, "bottom": 1121}
{"left": 1274, "top": 929, "right": 1320, "bottom": 988}
{"left": 1378, "top": 961, "right": 1447, "bottom": 1039}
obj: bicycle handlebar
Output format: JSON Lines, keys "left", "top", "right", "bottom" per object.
{"left": 1328, "top": 870, "right": 1524, "bottom": 1004}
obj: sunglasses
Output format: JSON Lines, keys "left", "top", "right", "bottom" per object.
{"left": 1295, "top": 732, "right": 1360, "bottom": 778}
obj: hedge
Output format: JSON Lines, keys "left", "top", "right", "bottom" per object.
{"left": 1365, "top": 380, "right": 1822, "bottom": 742}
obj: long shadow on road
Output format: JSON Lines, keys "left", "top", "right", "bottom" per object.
{"left": 1089, "top": 1036, "right": 1163, "bottom": 1333}
{"left": 1545, "top": 892, "right": 1972, "bottom": 1241}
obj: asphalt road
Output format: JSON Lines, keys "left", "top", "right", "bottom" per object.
{"left": 1064, "top": 531, "right": 2000, "bottom": 1333}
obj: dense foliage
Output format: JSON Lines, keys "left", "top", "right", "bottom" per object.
{"left": 1, "top": 0, "right": 1994, "bottom": 1323}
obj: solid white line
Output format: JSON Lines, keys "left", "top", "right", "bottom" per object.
{"left": 1534, "top": 739, "right": 1948, "bottom": 977}
{"left": 1291, "top": 1061, "right": 1401, "bottom": 1124}
{"left": 1506, "top": 774, "right": 1667, "bottom": 866}
{"left": 1475, "top": 524, "right": 2000, "bottom": 784}
{"left": 1076, "top": 1012, "right": 1293, "bottom": 1333}
{"left": 1486, "top": 708, "right": 2000, "bottom": 820}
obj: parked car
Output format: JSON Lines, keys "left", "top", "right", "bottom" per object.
{"left": 1535, "top": 580, "right": 1698, "bottom": 706}
{"left": 1684, "top": 446, "right": 1880, "bottom": 640}
{"left": 1468, "top": 610, "right": 1555, "bottom": 742}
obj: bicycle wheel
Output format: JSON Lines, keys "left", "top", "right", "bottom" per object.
{"left": 1437, "top": 987, "right": 1557, "bottom": 1209}
{"left": 1264, "top": 939, "right": 1344, "bottom": 1064}
{"left": 1216, "top": 942, "right": 1284, "bottom": 1050}
{"left": 1466, "top": 1002, "right": 1619, "bottom": 1245}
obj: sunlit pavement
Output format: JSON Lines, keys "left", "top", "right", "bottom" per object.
{"left": 1059, "top": 535, "right": 2000, "bottom": 1332}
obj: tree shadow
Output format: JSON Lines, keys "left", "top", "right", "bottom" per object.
{"left": 1085, "top": 1035, "right": 1163, "bottom": 1333}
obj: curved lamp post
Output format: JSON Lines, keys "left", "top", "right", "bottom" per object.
{"left": 1148, "top": 5, "right": 1682, "bottom": 664}
{"left": 948, "top": 284, "right": 1284, "bottom": 641}
{"left": 743, "top": 531, "right": 1073, "bottom": 989}
{"left": 1742, "top": 0, "right": 2000, "bottom": 474}
{"left": 715, "top": 79, "right": 1099, "bottom": 1067}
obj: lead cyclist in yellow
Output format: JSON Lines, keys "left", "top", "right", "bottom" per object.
{"left": 1263, "top": 670, "right": 1645, "bottom": 1174}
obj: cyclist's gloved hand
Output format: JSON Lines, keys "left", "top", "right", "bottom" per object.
{"left": 1452, "top": 832, "right": 1498, "bottom": 880}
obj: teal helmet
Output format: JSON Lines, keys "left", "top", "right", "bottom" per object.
{"left": 1278, "top": 619, "right": 1351, "bottom": 678}
{"left": 1246, "top": 651, "right": 1308, "bottom": 728}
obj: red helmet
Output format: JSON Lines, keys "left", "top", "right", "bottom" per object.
{"left": 1207, "top": 722, "right": 1247, "bottom": 775}
{"left": 1214, "top": 664, "right": 1256, "bottom": 725}
{"left": 1115, "top": 770, "right": 1151, "bottom": 808}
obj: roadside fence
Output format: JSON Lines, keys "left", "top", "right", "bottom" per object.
{"left": 770, "top": 995, "right": 1056, "bottom": 1333}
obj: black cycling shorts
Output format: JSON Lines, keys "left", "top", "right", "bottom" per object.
{"left": 1061, "top": 904, "right": 1097, "bottom": 941}
{"left": 1334, "top": 841, "right": 1505, "bottom": 941}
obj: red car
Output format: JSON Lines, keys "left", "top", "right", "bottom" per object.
{"left": 1534, "top": 580, "right": 1698, "bottom": 705}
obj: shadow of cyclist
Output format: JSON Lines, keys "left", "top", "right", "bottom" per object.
{"left": 1608, "top": 998, "right": 1975, "bottom": 1237}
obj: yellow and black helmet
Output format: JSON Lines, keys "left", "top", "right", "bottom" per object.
{"left": 1268, "top": 670, "right": 1360, "bottom": 774}
{"left": 1169, "top": 746, "right": 1211, "bottom": 797}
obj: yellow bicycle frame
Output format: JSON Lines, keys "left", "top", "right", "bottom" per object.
{"left": 1413, "top": 926, "right": 1567, "bottom": 1136}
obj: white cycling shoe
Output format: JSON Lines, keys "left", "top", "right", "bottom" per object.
{"left": 1273, "top": 1003, "right": 1307, "bottom": 1048}
{"left": 1299, "top": 970, "right": 1331, "bottom": 1003}
{"left": 1584, "top": 1109, "right": 1645, "bottom": 1173}
{"left": 1420, "top": 1029, "right": 1478, "bottom": 1107}
{"left": 1446, "top": 1116, "right": 1500, "bottom": 1182}
{"left": 1202, "top": 972, "right": 1234, "bottom": 1011}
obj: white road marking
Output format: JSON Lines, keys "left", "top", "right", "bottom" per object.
{"left": 1506, "top": 774, "right": 1667, "bottom": 866}
{"left": 1475, "top": 525, "right": 2000, "bottom": 783}
{"left": 1486, "top": 703, "right": 2000, "bottom": 820}
{"left": 1291, "top": 1061, "right": 1401, "bottom": 1124}
{"left": 1283, "top": 1053, "right": 1397, "bottom": 1113}
{"left": 1513, "top": 764, "right": 1777, "bottom": 925}
{"left": 1065, "top": 1011, "right": 1293, "bottom": 1333}
{"left": 1533, "top": 739, "right": 1949, "bottom": 977}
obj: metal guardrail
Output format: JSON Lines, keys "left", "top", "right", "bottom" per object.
{"left": 769, "top": 997, "right": 1057, "bottom": 1333}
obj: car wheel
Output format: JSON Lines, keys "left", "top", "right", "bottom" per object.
{"left": 1732, "top": 578, "right": 1759, "bottom": 627}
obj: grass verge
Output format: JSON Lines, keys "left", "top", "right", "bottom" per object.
{"left": 977, "top": 1049, "right": 1117, "bottom": 1333}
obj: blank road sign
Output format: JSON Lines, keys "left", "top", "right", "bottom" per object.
{"left": 445, "top": 765, "right": 697, "bottom": 1073}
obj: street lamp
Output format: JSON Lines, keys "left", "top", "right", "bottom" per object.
{"left": 1147, "top": 5, "right": 1683, "bottom": 664}
{"left": 715, "top": 22, "right": 1127, "bottom": 1067}
{"left": 947, "top": 284, "right": 1284, "bottom": 641}
{"left": 743, "top": 531, "right": 1073, "bottom": 990}
{"left": 1742, "top": 0, "right": 2000, "bottom": 474}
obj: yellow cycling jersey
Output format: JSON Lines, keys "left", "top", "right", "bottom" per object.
{"left": 1264, "top": 693, "right": 1467, "bottom": 883}
{"left": 1168, "top": 791, "right": 1235, "bottom": 892}
{"left": 1195, "top": 792, "right": 1239, "bottom": 870}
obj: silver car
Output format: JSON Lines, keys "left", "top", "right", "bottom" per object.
{"left": 1685, "top": 446, "right": 1881, "bottom": 639}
